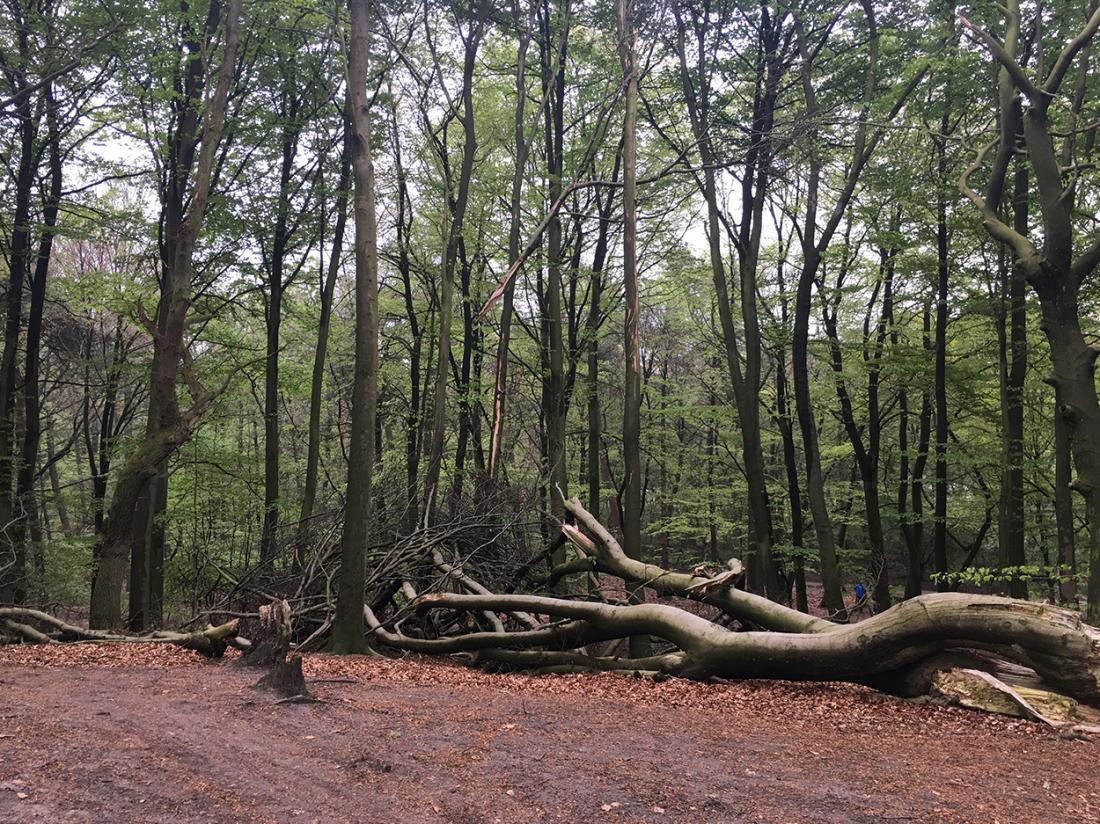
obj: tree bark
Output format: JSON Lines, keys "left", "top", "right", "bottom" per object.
{"left": 487, "top": 3, "right": 532, "bottom": 484}
{"left": 998, "top": 155, "right": 1029, "bottom": 597}
{"left": 329, "top": 0, "right": 380, "bottom": 653}
{"left": 299, "top": 114, "right": 351, "bottom": 543}
{"left": 960, "top": 1, "right": 1100, "bottom": 623}
{"left": 423, "top": 16, "right": 483, "bottom": 515}
{"left": 11, "top": 79, "right": 61, "bottom": 604}
{"left": 617, "top": 0, "right": 648, "bottom": 658}
{"left": 0, "top": 22, "right": 38, "bottom": 603}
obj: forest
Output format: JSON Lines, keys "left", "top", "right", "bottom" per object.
{"left": 3, "top": 0, "right": 1100, "bottom": 811}
{"left": 4, "top": 0, "right": 1100, "bottom": 819}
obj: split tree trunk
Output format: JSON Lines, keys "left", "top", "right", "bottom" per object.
{"left": 89, "top": 0, "right": 242, "bottom": 629}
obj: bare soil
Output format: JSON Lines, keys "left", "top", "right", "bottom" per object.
{"left": 1, "top": 643, "right": 1097, "bottom": 823}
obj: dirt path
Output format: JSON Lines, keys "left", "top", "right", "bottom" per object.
{"left": 1, "top": 645, "right": 1097, "bottom": 823}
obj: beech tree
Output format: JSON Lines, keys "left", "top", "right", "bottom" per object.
{"left": 329, "top": 0, "right": 380, "bottom": 653}
{"left": 89, "top": 0, "right": 243, "bottom": 628}
{"left": 960, "top": 1, "right": 1100, "bottom": 623}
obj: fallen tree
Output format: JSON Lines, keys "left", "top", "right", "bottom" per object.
{"left": 364, "top": 497, "right": 1100, "bottom": 726}
{"left": 0, "top": 607, "right": 243, "bottom": 657}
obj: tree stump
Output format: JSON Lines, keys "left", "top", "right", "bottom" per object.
{"left": 256, "top": 652, "right": 309, "bottom": 697}
{"left": 244, "top": 600, "right": 311, "bottom": 699}
{"left": 236, "top": 599, "right": 293, "bottom": 669}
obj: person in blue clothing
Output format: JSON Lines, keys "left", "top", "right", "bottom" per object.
{"left": 851, "top": 582, "right": 872, "bottom": 617}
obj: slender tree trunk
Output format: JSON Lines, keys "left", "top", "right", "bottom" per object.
{"left": 617, "top": 0, "right": 648, "bottom": 657}
{"left": 792, "top": 242, "right": 844, "bottom": 617}
{"left": 45, "top": 430, "right": 70, "bottom": 537}
{"left": 586, "top": 158, "right": 617, "bottom": 519}
{"left": 387, "top": 93, "right": 423, "bottom": 530}
{"left": 671, "top": 5, "right": 785, "bottom": 600}
{"left": 999, "top": 157, "right": 1028, "bottom": 597}
{"left": 260, "top": 125, "right": 298, "bottom": 564}
{"left": 299, "top": 116, "right": 351, "bottom": 543}
{"left": 330, "top": 0, "right": 380, "bottom": 653}
{"left": 540, "top": 2, "right": 569, "bottom": 554}
{"left": 933, "top": 156, "right": 950, "bottom": 592}
{"left": 1052, "top": 384, "right": 1077, "bottom": 605}
{"left": 423, "top": 21, "right": 483, "bottom": 515}
{"left": 488, "top": 4, "right": 532, "bottom": 484}
{"left": 897, "top": 295, "right": 932, "bottom": 603}
{"left": 11, "top": 81, "right": 61, "bottom": 605}
{"left": 0, "top": 51, "right": 37, "bottom": 604}
{"left": 261, "top": 276, "right": 283, "bottom": 563}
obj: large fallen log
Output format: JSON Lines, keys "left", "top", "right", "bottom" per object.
{"left": 361, "top": 498, "right": 1100, "bottom": 722}
{"left": 0, "top": 607, "right": 242, "bottom": 657}
{"left": 392, "top": 591, "right": 1100, "bottom": 702}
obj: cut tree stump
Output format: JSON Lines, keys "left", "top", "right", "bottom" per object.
{"left": 256, "top": 652, "right": 310, "bottom": 698}
{"left": 246, "top": 599, "right": 312, "bottom": 699}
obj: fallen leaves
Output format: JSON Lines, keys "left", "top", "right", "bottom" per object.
{"left": 0, "top": 636, "right": 1063, "bottom": 744}
{"left": 0, "top": 641, "right": 231, "bottom": 669}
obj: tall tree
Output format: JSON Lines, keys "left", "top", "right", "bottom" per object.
{"left": 90, "top": 0, "right": 243, "bottom": 629}
{"left": 617, "top": 0, "right": 648, "bottom": 657}
{"left": 330, "top": 0, "right": 380, "bottom": 652}
{"left": 960, "top": 1, "right": 1100, "bottom": 623}
{"left": 421, "top": 8, "right": 485, "bottom": 514}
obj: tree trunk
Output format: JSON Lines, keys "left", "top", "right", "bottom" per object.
{"left": 792, "top": 244, "right": 845, "bottom": 618}
{"left": 11, "top": 80, "right": 61, "bottom": 605}
{"left": 617, "top": 0, "right": 648, "bottom": 658}
{"left": 538, "top": 2, "right": 570, "bottom": 555}
{"left": 1053, "top": 383, "right": 1077, "bottom": 604}
{"left": 89, "top": 0, "right": 241, "bottom": 629}
{"left": 423, "top": 19, "right": 483, "bottom": 515}
{"left": 959, "top": 0, "right": 1100, "bottom": 623}
{"left": 299, "top": 114, "right": 351, "bottom": 543}
{"left": 487, "top": 3, "right": 532, "bottom": 485}
{"left": 1041, "top": 296, "right": 1100, "bottom": 626}
{"left": 932, "top": 146, "right": 950, "bottom": 592}
{"left": 0, "top": 47, "right": 37, "bottom": 604}
{"left": 671, "top": 4, "right": 784, "bottom": 600}
{"left": 329, "top": 0, "right": 380, "bottom": 653}
{"left": 999, "top": 157, "right": 1028, "bottom": 598}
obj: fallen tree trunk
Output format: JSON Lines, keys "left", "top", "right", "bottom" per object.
{"left": 388, "top": 591, "right": 1100, "bottom": 703}
{"left": 0, "top": 607, "right": 242, "bottom": 657}
{"left": 359, "top": 498, "right": 1100, "bottom": 720}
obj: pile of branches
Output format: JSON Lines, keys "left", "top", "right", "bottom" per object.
{"left": 199, "top": 481, "right": 542, "bottom": 650}
{"left": 364, "top": 496, "right": 1100, "bottom": 730}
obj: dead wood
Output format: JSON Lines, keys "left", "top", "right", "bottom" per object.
{"left": 0, "top": 607, "right": 240, "bottom": 657}
{"left": 360, "top": 499, "right": 1100, "bottom": 720}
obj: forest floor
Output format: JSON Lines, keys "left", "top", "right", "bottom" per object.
{"left": 1, "top": 644, "right": 1097, "bottom": 824}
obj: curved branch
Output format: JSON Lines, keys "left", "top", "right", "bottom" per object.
{"left": 959, "top": 15, "right": 1043, "bottom": 102}
{"left": 430, "top": 547, "right": 538, "bottom": 630}
{"left": 561, "top": 497, "right": 834, "bottom": 634}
